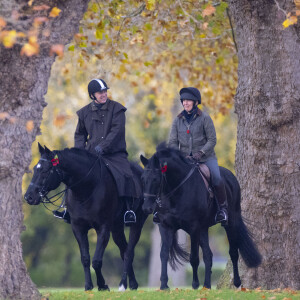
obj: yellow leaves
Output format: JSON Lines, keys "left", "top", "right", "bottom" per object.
{"left": 1, "top": 30, "right": 17, "bottom": 48}
{"left": 68, "top": 45, "right": 75, "bottom": 51}
{"left": 21, "top": 36, "right": 39, "bottom": 56}
{"left": 145, "top": 0, "right": 156, "bottom": 11}
{"left": 49, "top": 7, "right": 61, "bottom": 18}
{"left": 144, "top": 61, "right": 153, "bottom": 67}
{"left": 202, "top": 5, "right": 216, "bottom": 17}
{"left": 282, "top": 16, "right": 298, "bottom": 28}
{"left": 50, "top": 44, "right": 64, "bottom": 57}
{"left": 26, "top": 120, "right": 34, "bottom": 132}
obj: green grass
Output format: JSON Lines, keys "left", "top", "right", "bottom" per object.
{"left": 39, "top": 287, "right": 299, "bottom": 300}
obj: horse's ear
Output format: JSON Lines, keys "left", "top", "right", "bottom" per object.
{"left": 44, "top": 145, "right": 53, "bottom": 155}
{"left": 140, "top": 155, "right": 149, "bottom": 167}
{"left": 153, "top": 154, "right": 160, "bottom": 167}
{"left": 38, "top": 142, "right": 44, "bottom": 155}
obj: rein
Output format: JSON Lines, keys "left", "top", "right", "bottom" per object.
{"left": 38, "top": 155, "right": 101, "bottom": 210}
{"left": 144, "top": 164, "right": 197, "bottom": 207}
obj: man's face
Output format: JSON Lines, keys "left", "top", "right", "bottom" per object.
{"left": 182, "top": 99, "right": 196, "bottom": 112}
{"left": 94, "top": 90, "right": 107, "bottom": 104}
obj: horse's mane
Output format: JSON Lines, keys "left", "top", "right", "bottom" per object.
{"left": 156, "top": 142, "right": 188, "bottom": 164}
{"left": 56, "top": 147, "right": 97, "bottom": 162}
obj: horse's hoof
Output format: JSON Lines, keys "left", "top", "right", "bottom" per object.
{"left": 118, "top": 284, "right": 126, "bottom": 292}
{"left": 129, "top": 280, "right": 138, "bottom": 290}
{"left": 85, "top": 285, "right": 93, "bottom": 291}
{"left": 160, "top": 285, "right": 169, "bottom": 290}
{"left": 234, "top": 279, "right": 241, "bottom": 288}
{"left": 192, "top": 281, "right": 200, "bottom": 289}
{"left": 98, "top": 285, "right": 110, "bottom": 291}
{"left": 202, "top": 286, "right": 211, "bottom": 290}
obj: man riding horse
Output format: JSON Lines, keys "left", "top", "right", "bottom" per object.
{"left": 54, "top": 78, "right": 140, "bottom": 224}
{"left": 168, "top": 87, "right": 228, "bottom": 224}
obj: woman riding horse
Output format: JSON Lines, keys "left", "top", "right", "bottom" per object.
{"left": 54, "top": 78, "right": 140, "bottom": 224}
{"left": 168, "top": 87, "right": 228, "bottom": 224}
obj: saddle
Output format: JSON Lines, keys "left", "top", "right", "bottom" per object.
{"left": 198, "top": 164, "right": 214, "bottom": 198}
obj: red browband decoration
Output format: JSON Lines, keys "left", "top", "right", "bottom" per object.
{"left": 51, "top": 155, "right": 59, "bottom": 166}
{"left": 161, "top": 163, "right": 167, "bottom": 173}
{"left": 187, "top": 129, "right": 190, "bottom": 134}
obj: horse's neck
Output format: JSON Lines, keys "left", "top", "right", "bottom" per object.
{"left": 164, "top": 161, "right": 191, "bottom": 189}
{"left": 57, "top": 150, "right": 96, "bottom": 185}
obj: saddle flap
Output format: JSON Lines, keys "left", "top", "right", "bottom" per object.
{"left": 198, "top": 164, "right": 214, "bottom": 198}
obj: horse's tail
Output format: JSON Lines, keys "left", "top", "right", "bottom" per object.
{"left": 236, "top": 215, "right": 262, "bottom": 268}
{"left": 169, "top": 231, "right": 190, "bottom": 271}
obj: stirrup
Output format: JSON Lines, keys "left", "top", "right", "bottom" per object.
{"left": 124, "top": 210, "right": 136, "bottom": 226}
{"left": 215, "top": 209, "right": 228, "bottom": 226}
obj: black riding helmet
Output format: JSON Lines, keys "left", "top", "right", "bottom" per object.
{"left": 88, "top": 79, "right": 109, "bottom": 100}
{"left": 179, "top": 87, "right": 201, "bottom": 104}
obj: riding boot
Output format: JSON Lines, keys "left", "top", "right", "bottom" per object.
{"left": 53, "top": 209, "right": 71, "bottom": 224}
{"left": 153, "top": 211, "right": 160, "bottom": 224}
{"left": 123, "top": 197, "right": 136, "bottom": 226}
{"left": 214, "top": 182, "right": 228, "bottom": 226}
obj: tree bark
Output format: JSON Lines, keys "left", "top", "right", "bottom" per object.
{"left": 222, "top": 0, "right": 300, "bottom": 289}
{"left": 0, "top": 1, "right": 89, "bottom": 298}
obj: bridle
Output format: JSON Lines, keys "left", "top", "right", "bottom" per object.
{"left": 143, "top": 164, "right": 197, "bottom": 208}
{"left": 28, "top": 158, "right": 65, "bottom": 203}
{"left": 29, "top": 155, "right": 101, "bottom": 210}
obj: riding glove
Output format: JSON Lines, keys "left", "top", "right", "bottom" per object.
{"left": 193, "top": 150, "right": 205, "bottom": 161}
{"left": 95, "top": 145, "right": 104, "bottom": 155}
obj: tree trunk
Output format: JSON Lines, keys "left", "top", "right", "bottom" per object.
{"left": 222, "top": 0, "right": 300, "bottom": 289}
{"left": 0, "top": 1, "right": 89, "bottom": 298}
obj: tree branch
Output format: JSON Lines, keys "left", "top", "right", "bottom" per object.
{"left": 226, "top": 7, "right": 238, "bottom": 53}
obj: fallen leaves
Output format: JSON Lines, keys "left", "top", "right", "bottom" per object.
{"left": 282, "top": 16, "right": 298, "bottom": 28}
{"left": 26, "top": 120, "right": 34, "bottom": 132}
{"left": 50, "top": 44, "right": 64, "bottom": 57}
{"left": 202, "top": 5, "right": 216, "bottom": 17}
{"left": 49, "top": 7, "right": 61, "bottom": 18}
{"left": 21, "top": 36, "right": 39, "bottom": 56}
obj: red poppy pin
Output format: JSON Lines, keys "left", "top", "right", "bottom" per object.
{"left": 51, "top": 155, "right": 59, "bottom": 166}
{"left": 161, "top": 162, "right": 167, "bottom": 173}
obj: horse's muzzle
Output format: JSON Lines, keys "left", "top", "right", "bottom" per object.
{"left": 142, "top": 199, "right": 155, "bottom": 215}
{"left": 24, "top": 192, "right": 41, "bottom": 205}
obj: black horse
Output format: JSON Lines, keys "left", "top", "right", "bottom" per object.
{"left": 24, "top": 143, "right": 148, "bottom": 291}
{"left": 140, "top": 144, "right": 262, "bottom": 290}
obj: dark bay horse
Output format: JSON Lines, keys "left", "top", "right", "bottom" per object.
{"left": 140, "top": 145, "right": 262, "bottom": 290}
{"left": 24, "top": 143, "right": 148, "bottom": 291}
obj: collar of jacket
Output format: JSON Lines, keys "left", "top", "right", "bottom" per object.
{"left": 91, "top": 99, "right": 110, "bottom": 111}
{"left": 177, "top": 107, "right": 202, "bottom": 118}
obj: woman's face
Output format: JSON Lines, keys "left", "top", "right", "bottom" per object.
{"left": 182, "top": 99, "right": 196, "bottom": 112}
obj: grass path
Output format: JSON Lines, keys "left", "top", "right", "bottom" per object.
{"left": 39, "top": 287, "right": 299, "bottom": 300}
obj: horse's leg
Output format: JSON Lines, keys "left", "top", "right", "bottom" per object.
{"left": 199, "top": 228, "right": 213, "bottom": 289}
{"left": 72, "top": 225, "right": 93, "bottom": 291}
{"left": 225, "top": 225, "right": 241, "bottom": 288}
{"left": 159, "top": 225, "right": 174, "bottom": 290}
{"left": 111, "top": 224, "right": 128, "bottom": 291}
{"left": 189, "top": 233, "right": 200, "bottom": 289}
{"left": 93, "top": 225, "right": 110, "bottom": 291}
{"left": 125, "top": 216, "right": 147, "bottom": 290}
